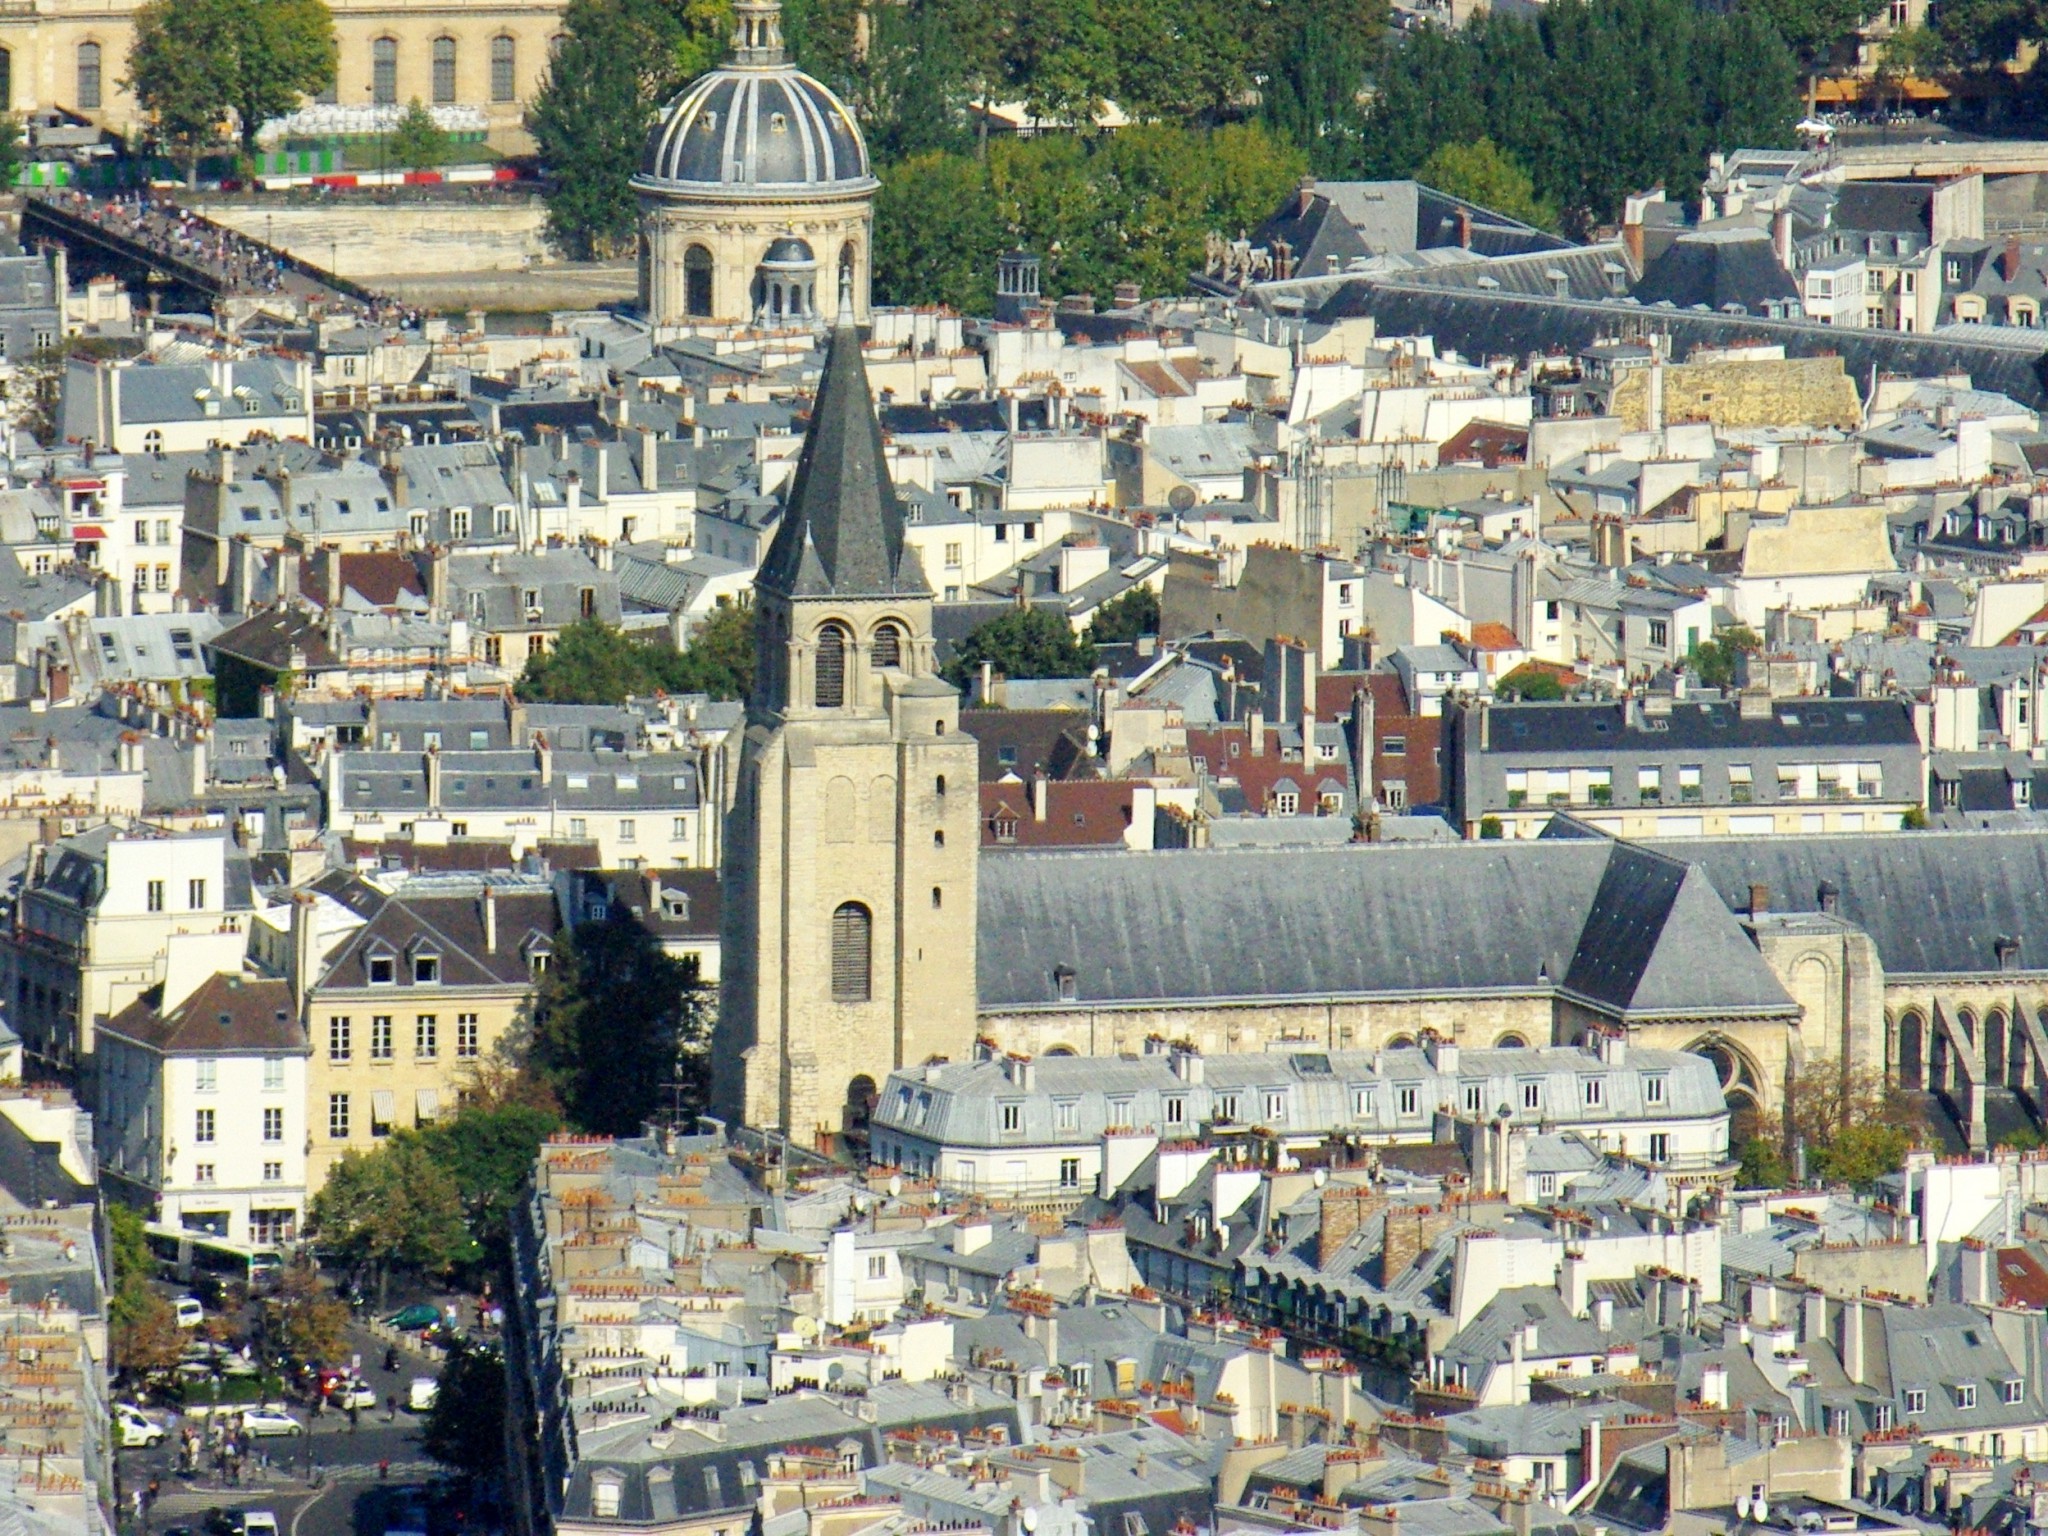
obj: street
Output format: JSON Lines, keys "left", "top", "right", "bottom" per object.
{"left": 121, "top": 1311, "right": 452, "bottom": 1536}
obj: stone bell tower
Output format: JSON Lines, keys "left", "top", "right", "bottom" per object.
{"left": 712, "top": 309, "right": 980, "bottom": 1139}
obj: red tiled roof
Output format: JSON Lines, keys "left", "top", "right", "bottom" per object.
{"left": 1437, "top": 419, "right": 1529, "bottom": 469}
{"left": 1468, "top": 622, "right": 1522, "bottom": 652}
{"left": 2000, "top": 1246, "right": 2048, "bottom": 1309}
{"left": 981, "top": 780, "right": 1137, "bottom": 846}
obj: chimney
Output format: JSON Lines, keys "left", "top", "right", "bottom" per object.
{"left": 1033, "top": 772, "right": 1048, "bottom": 823}
{"left": 1771, "top": 207, "right": 1793, "bottom": 269}
{"left": 482, "top": 884, "right": 498, "bottom": 953}
{"left": 1296, "top": 176, "right": 1316, "bottom": 218}
{"left": 1455, "top": 209, "right": 1472, "bottom": 251}
{"left": 1748, "top": 883, "right": 1769, "bottom": 918}
{"left": 1817, "top": 880, "right": 1839, "bottom": 915}
{"left": 1248, "top": 708, "right": 1264, "bottom": 754}
{"left": 276, "top": 541, "right": 301, "bottom": 606}
{"left": 288, "top": 891, "right": 319, "bottom": 1013}
{"left": 1698, "top": 1361, "right": 1729, "bottom": 1410}
{"left": 2004, "top": 234, "right": 2023, "bottom": 284}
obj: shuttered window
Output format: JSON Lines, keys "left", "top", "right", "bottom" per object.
{"left": 871, "top": 622, "right": 903, "bottom": 670}
{"left": 831, "top": 902, "right": 871, "bottom": 1002}
{"left": 815, "top": 624, "right": 848, "bottom": 708}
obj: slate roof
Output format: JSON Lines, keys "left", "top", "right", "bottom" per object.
{"left": 1480, "top": 696, "right": 1917, "bottom": 753}
{"left": 1631, "top": 229, "right": 1799, "bottom": 314}
{"left": 759, "top": 320, "right": 926, "bottom": 600}
{"left": 1304, "top": 282, "right": 2048, "bottom": 408}
{"left": 1652, "top": 829, "right": 2048, "bottom": 978}
{"left": 1562, "top": 844, "right": 1796, "bottom": 1019}
{"left": 315, "top": 878, "right": 558, "bottom": 992}
{"left": 975, "top": 840, "right": 1610, "bottom": 1008}
{"left": 101, "top": 972, "right": 308, "bottom": 1056}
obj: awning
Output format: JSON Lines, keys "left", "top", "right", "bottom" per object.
{"left": 371, "top": 1089, "right": 396, "bottom": 1124}
{"left": 70, "top": 525, "right": 107, "bottom": 541}
{"left": 415, "top": 1088, "right": 440, "bottom": 1123}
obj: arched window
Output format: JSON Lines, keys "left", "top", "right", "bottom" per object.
{"left": 432, "top": 36, "right": 457, "bottom": 105}
{"left": 838, "top": 242, "right": 857, "bottom": 309}
{"left": 830, "top": 903, "right": 871, "bottom": 1002}
{"left": 76, "top": 42, "right": 101, "bottom": 110}
{"left": 684, "top": 245, "right": 714, "bottom": 318}
{"left": 814, "top": 623, "right": 848, "bottom": 709}
{"left": 490, "top": 35, "right": 517, "bottom": 103}
{"left": 871, "top": 621, "right": 904, "bottom": 670}
{"left": 372, "top": 38, "right": 399, "bottom": 105}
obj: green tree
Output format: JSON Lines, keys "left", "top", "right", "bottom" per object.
{"left": 414, "top": 1101, "right": 561, "bottom": 1257}
{"left": 529, "top": 910, "right": 706, "bottom": 1135}
{"left": 874, "top": 152, "right": 1006, "bottom": 312}
{"left": 308, "top": 1140, "right": 470, "bottom": 1300}
{"left": 1086, "top": 584, "right": 1159, "bottom": 645}
{"left": 1736, "top": 1135, "right": 1788, "bottom": 1188}
{"left": 1742, "top": 0, "right": 1876, "bottom": 65}
{"left": 528, "top": 0, "right": 722, "bottom": 257}
{"left": 1931, "top": 0, "right": 2042, "bottom": 68}
{"left": 0, "top": 114, "right": 25, "bottom": 194}
{"left": 128, "top": 0, "right": 338, "bottom": 158}
{"left": 262, "top": 1256, "right": 350, "bottom": 1366}
{"left": 107, "top": 1204, "right": 186, "bottom": 1381}
{"left": 673, "top": 600, "right": 757, "bottom": 699}
{"left": 388, "top": 98, "right": 449, "bottom": 172}
{"left": 943, "top": 607, "right": 1097, "bottom": 689}
{"left": 1260, "top": 0, "right": 1384, "bottom": 172}
{"left": 517, "top": 610, "right": 752, "bottom": 704}
{"left": 1785, "top": 1062, "right": 1925, "bottom": 1188}
{"left": 1497, "top": 664, "right": 1565, "bottom": 700}
{"left": 423, "top": 1338, "right": 507, "bottom": 1476}
{"left": 1689, "top": 624, "right": 1762, "bottom": 689}
{"left": 1417, "top": 139, "right": 1556, "bottom": 229}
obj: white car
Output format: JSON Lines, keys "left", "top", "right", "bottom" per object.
{"left": 173, "top": 1296, "right": 205, "bottom": 1328}
{"left": 114, "top": 1404, "right": 164, "bottom": 1448}
{"left": 240, "top": 1514, "right": 280, "bottom": 1536}
{"left": 236, "top": 1408, "right": 304, "bottom": 1437}
{"left": 332, "top": 1380, "right": 377, "bottom": 1411}
{"left": 407, "top": 1375, "right": 438, "bottom": 1412}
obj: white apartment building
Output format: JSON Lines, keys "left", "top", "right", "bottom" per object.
{"left": 871, "top": 1038, "right": 1730, "bottom": 1201}
{"left": 2, "top": 827, "right": 248, "bottom": 1070}
{"left": 97, "top": 970, "right": 309, "bottom": 1246}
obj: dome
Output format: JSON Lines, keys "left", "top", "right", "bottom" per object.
{"left": 635, "top": 0, "right": 873, "bottom": 199}
{"left": 761, "top": 237, "right": 816, "bottom": 265}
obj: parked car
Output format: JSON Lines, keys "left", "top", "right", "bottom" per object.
{"left": 174, "top": 1296, "right": 205, "bottom": 1328}
{"left": 236, "top": 1408, "right": 304, "bottom": 1437}
{"left": 114, "top": 1403, "right": 164, "bottom": 1447}
{"left": 384, "top": 1303, "right": 440, "bottom": 1330}
{"left": 239, "top": 1514, "right": 280, "bottom": 1536}
{"left": 407, "top": 1376, "right": 439, "bottom": 1412}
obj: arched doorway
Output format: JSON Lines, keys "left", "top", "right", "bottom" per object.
{"left": 1688, "top": 1034, "right": 1765, "bottom": 1147}
{"left": 1897, "top": 1011, "right": 1925, "bottom": 1091}
{"left": 844, "top": 1074, "right": 877, "bottom": 1133}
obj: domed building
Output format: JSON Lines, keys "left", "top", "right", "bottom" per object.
{"left": 633, "top": 0, "right": 876, "bottom": 329}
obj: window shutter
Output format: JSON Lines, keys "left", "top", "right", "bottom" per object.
{"left": 831, "top": 903, "right": 871, "bottom": 1002}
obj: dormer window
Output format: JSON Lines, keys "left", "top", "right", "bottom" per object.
{"left": 413, "top": 951, "right": 440, "bottom": 984}
{"left": 367, "top": 952, "right": 396, "bottom": 985}
{"left": 1054, "top": 965, "right": 1077, "bottom": 1002}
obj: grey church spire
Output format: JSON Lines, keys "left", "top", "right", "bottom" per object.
{"left": 758, "top": 318, "right": 927, "bottom": 599}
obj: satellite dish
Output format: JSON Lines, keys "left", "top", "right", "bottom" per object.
{"left": 1168, "top": 486, "right": 1198, "bottom": 513}
{"left": 1756, "top": 1503, "right": 1770, "bottom": 1527}
{"left": 793, "top": 1315, "right": 819, "bottom": 1339}
{"left": 1737, "top": 1494, "right": 1753, "bottom": 1520}
{"left": 1313, "top": 1168, "right": 1329, "bottom": 1187}
{"left": 1023, "top": 1511, "right": 1039, "bottom": 1532}
{"left": 888, "top": 1175, "right": 903, "bottom": 1198}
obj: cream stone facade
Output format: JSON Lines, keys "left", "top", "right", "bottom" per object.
{"left": 633, "top": 0, "right": 874, "bottom": 330}
{"left": 713, "top": 319, "right": 977, "bottom": 1140}
{"left": 0, "top": 0, "right": 563, "bottom": 144}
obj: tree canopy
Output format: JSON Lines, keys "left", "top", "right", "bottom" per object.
{"left": 529, "top": 911, "right": 710, "bottom": 1135}
{"left": 1086, "top": 585, "right": 1160, "bottom": 646}
{"left": 1416, "top": 139, "right": 1556, "bottom": 231}
{"left": 875, "top": 124, "right": 1304, "bottom": 312}
{"left": 423, "top": 1338, "right": 508, "bottom": 1476}
{"left": 1689, "top": 624, "right": 1762, "bottom": 690}
{"left": 1354, "top": 0, "right": 1797, "bottom": 234}
{"left": 307, "top": 1138, "right": 470, "bottom": 1292}
{"left": 127, "top": 0, "right": 338, "bottom": 157}
{"left": 943, "top": 607, "right": 1097, "bottom": 690}
{"left": 108, "top": 1204, "right": 183, "bottom": 1381}
{"left": 516, "top": 606, "right": 754, "bottom": 704}
{"left": 389, "top": 99, "right": 450, "bottom": 172}
{"left": 527, "top": 0, "right": 731, "bottom": 257}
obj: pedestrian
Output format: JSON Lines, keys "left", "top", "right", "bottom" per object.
{"left": 378, "top": 1458, "right": 390, "bottom": 1481}
{"left": 348, "top": 1402, "right": 359, "bottom": 1433}
{"left": 387, "top": 1393, "right": 398, "bottom": 1422}
{"left": 384, "top": 1345, "right": 399, "bottom": 1374}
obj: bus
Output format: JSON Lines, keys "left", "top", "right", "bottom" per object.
{"left": 143, "top": 1225, "right": 284, "bottom": 1299}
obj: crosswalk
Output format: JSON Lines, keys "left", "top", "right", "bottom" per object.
{"left": 142, "top": 1460, "right": 443, "bottom": 1518}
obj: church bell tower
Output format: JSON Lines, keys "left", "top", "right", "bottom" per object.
{"left": 712, "top": 313, "right": 980, "bottom": 1139}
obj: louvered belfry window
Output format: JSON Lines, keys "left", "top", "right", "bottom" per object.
{"left": 816, "top": 624, "right": 848, "bottom": 708}
{"left": 871, "top": 622, "right": 903, "bottom": 670}
{"left": 831, "top": 902, "right": 871, "bottom": 1002}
